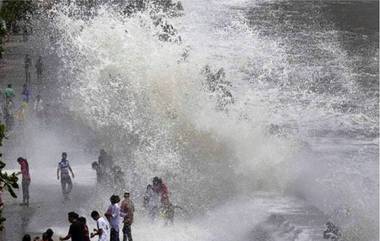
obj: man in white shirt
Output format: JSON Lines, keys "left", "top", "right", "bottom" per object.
{"left": 91, "top": 210, "right": 110, "bottom": 241}
{"left": 105, "top": 195, "right": 122, "bottom": 241}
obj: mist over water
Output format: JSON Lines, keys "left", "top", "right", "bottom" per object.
{"left": 15, "top": 0, "right": 378, "bottom": 240}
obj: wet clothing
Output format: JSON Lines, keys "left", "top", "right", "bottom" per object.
{"left": 69, "top": 221, "right": 85, "bottom": 241}
{"left": 58, "top": 159, "right": 71, "bottom": 178}
{"left": 153, "top": 183, "right": 169, "bottom": 205}
{"left": 121, "top": 198, "right": 134, "bottom": 241}
{"left": 61, "top": 175, "right": 73, "bottom": 196}
{"left": 58, "top": 159, "right": 73, "bottom": 197}
{"left": 144, "top": 187, "right": 160, "bottom": 220}
{"left": 96, "top": 217, "right": 110, "bottom": 241}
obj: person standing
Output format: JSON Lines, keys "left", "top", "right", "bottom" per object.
{"left": 105, "top": 195, "right": 121, "bottom": 241}
{"left": 17, "top": 157, "right": 31, "bottom": 206}
{"left": 24, "top": 54, "right": 32, "bottom": 86}
{"left": 33, "top": 94, "right": 44, "bottom": 119}
{"left": 152, "top": 177, "right": 170, "bottom": 206}
{"left": 90, "top": 210, "right": 110, "bottom": 241}
{"left": 143, "top": 184, "right": 159, "bottom": 221}
{"left": 59, "top": 212, "right": 85, "bottom": 241}
{"left": 57, "top": 152, "right": 75, "bottom": 200}
{"left": 120, "top": 192, "right": 134, "bottom": 241}
{"left": 4, "top": 84, "right": 15, "bottom": 103}
{"left": 21, "top": 83, "right": 30, "bottom": 103}
{"left": 35, "top": 56, "right": 43, "bottom": 83}
{"left": 3, "top": 84, "right": 15, "bottom": 129}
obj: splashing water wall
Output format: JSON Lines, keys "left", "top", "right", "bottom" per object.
{"left": 26, "top": 0, "right": 378, "bottom": 240}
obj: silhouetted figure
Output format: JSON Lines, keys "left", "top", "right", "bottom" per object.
{"left": 24, "top": 54, "right": 32, "bottom": 85}
{"left": 34, "top": 95, "right": 44, "bottom": 119}
{"left": 4, "top": 84, "right": 15, "bottom": 129}
{"left": 78, "top": 217, "right": 91, "bottom": 241}
{"left": 92, "top": 161, "right": 103, "bottom": 184}
{"left": 152, "top": 177, "right": 169, "bottom": 206}
{"left": 323, "top": 221, "right": 342, "bottom": 240}
{"left": 43, "top": 229, "right": 54, "bottom": 241}
{"left": 22, "top": 234, "right": 32, "bottom": 241}
{"left": 21, "top": 83, "right": 30, "bottom": 103}
{"left": 35, "top": 56, "right": 43, "bottom": 83}
{"left": 98, "top": 149, "right": 113, "bottom": 170}
{"left": 143, "top": 184, "right": 159, "bottom": 221}
{"left": 59, "top": 212, "right": 85, "bottom": 241}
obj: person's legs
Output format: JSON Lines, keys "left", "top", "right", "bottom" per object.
{"left": 25, "top": 179, "right": 30, "bottom": 206}
{"left": 111, "top": 228, "right": 120, "bottom": 241}
{"left": 61, "top": 178, "right": 67, "bottom": 195}
{"left": 125, "top": 224, "right": 132, "bottom": 241}
{"left": 123, "top": 223, "right": 132, "bottom": 241}
{"left": 21, "top": 179, "right": 27, "bottom": 204}
{"left": 66, "top": 177, "right": 73, "bottom": 194}
{"left": 122, "top": 224, "right": 127, "bottom": 241}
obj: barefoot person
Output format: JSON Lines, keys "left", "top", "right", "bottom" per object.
{"left": 57, "top": 152, "right": 75, "bottom": 200}
{"left": 17, "top": 157, "right": 31, "bottom": 206}
{"left": 120, "top": 192, "right": 134, "bottom": 241}
{"left": 90, "top": 210, "right": 110, "bottom": 241}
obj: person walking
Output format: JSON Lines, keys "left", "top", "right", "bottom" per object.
{"left": 17, "top": 157, "right": 31, "bottom": 206}
{"left": 90, "top": 210, "right": 110, "bottom": 241}
{"left": 57, "top": 152, "right": 75, "bottom": 200}
{"left": 120, "top": 192, "right": 134, "bottom": 241}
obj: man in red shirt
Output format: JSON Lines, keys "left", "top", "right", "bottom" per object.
{"left": 17, "top": 157, "right": 31, "bottom": 206}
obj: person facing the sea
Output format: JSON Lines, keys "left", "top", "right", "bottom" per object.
{"left": 105, "top": 195, "right": 122, "bottom": 241}
{"left": 59, "top": 212, "right": 85, "bottom": 241}
{"left": 143, "top": 184, "right": 159, "bottom": 221}
{"left": 78, "top": 216, "right": 91, "bottom": 241}
{"left": 120, "top": 192, "right": 134, "bottom": 241}
{"left": 57, "top": 152, "right": 75, "bottom": 200}
{"left": 90, "top": 210, "right": 110, "bottom": 241}
{"left": 17, "top": 157, "right": 31, "bottom": 206}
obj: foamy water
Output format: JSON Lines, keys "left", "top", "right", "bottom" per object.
{"left": 6, "top": 0, "right": 378, "bottom": 240}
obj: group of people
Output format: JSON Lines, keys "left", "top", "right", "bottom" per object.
{"left": 2, "top": 82, "right": 45, "bottom": 129}
{"left": 2, "top": 54, "right": 45, "bottom": 130}
{"left": 21, "top": 192, "right": 135, "bottom": 241}
{"left": 92, "top": 149, "right": 125, "bottom": 190}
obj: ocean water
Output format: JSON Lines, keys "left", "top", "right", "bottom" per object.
{"left": 4, "top": 0, "right": 378, "bottom": 240}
